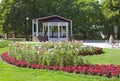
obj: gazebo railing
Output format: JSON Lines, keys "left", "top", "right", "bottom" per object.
{"left": 33, "top": 32, "right": 66, "bottom": 38}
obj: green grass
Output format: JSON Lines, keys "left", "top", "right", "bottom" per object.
{"left": 0, "top": 47, "right": 9, "bottom": 54}
{"left": 0, "top": 47, "right": 120, "bottom": 81}
{"left": 86, "top": 48, "right": 120, "bottom": 65}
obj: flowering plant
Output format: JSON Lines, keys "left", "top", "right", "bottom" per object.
{"left": 8, "top": 41, "right": 103, "bottom": 66}
{"left": 1, "top": 52, "right": 120, "bottom": 78}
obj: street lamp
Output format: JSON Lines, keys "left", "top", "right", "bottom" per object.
{"left": 26, "top": 17, "right": 29, "bottom": 21}
{"left": 26, "top": 17, "right": 29, "bottom": 41}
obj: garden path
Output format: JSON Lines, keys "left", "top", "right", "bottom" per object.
{"left": 24, "top": 40, "right": 120, "bottom": 49}
{"left": 82, "top": 40, "right": 119, "bottom": 48}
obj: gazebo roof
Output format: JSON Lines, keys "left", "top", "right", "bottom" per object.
{"left": 34, "top": 15, "right": 71, "bottom": 22}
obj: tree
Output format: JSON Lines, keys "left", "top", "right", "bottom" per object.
{"left": 0, "top": 0, "right": 107, "bottom": 39}
{"left": 101, "top": 0, "right": 120, "bottom": 39}
{"left": 71, "top": 0, "right": 105, "bottom": 39}
{"left": 0, "top": 0, "right": 13, "bottom": 38}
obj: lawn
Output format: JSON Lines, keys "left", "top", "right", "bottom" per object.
{"left": 86, "top": 48, "right": 120, "bottom": 65}
{"left": 0, "top": 47, "right": 120, "bottom": 81}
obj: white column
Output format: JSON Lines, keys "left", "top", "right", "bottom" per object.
{"left": 66, "top": 23, "right": 68, "bottom": 39}
{"left": 58, "top": 23, "right": 60, "bottom": 39}
{"left": 61, "top": 26, "right": 63, "bottom": 37}
{"left": 36, "top": 19, "right": 39, "bottom": 37}
{"left": 70, "top": 21, "right": 72, "bottom": 36}
{"left": 42, "top": 23, "right": 44, "bottom": 36}
{"left": 32, "top": 20, "right": 34, "bottom": 37}
{"left": 48, "top": 23, "right": 50, "bottom": 40}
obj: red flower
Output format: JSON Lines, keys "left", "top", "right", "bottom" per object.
{"left": 73, "top": 66, "right": 79, "bottom": 73}
{"left": 59, "top": 66, "right": 65, "bottom": 71}
{"left": 46, "top": 66, "right": 53, "bottom": 70}
{"left": 52, "top": 66, "right": 59, "bottom": 70}
{"left": 64, "top": 66, "right": 73, "bottom": 73}
{"left": 1, "top": 52, "right": 120, "bottom": 78}
{"left": 31, "top": 63, "right": 39, "bottom": 69}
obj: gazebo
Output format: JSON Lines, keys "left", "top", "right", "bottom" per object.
{"left": 32, "top": 15, "right": 72, "bottom": 41}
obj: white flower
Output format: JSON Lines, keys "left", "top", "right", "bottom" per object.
{"left": 37, "top": 51, "right": 40, "bottom": 55}
{"left": 75, "top": 48, "right": 79, "bottom": 51}
{"left": 70, "top": 45, "right": 73, "bottom": 48}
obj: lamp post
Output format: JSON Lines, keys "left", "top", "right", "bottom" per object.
{"left": 26, "top": 17, "right": 29, "bottom": 41}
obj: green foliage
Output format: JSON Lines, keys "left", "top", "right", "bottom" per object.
{"left": 9, "top": 41, "right": 89, "bottom": 66}
{"left": 59, "top": 51, "right": 75, "bottom": 66}
{"left": 0, "top": 0, "right": 120, "bottom": 39}
{"left": 101, "top": 0, "right": 120, "bottom": 38}
{"left": 74, "top": 34, "right": 83, "bottom": 40}
{"left": 0, "top": 40, "right": 10, "bottom": 48}
{"left": 0, "top": 47, "right": 9, "bottom": 54}
{"left": 74, "top": 56, "right": 85, "bottom": 66}
{"left": 45, "top": 54, "right": 57, "bottom": 66}
{"left": 0, "top": 0, "right": 107, "bottom": 39}
{"left": 0, "top": 34, "right": 3, "bottom": 38}
{"left": 8, "top": 41, "right": 103, "bottom": 67}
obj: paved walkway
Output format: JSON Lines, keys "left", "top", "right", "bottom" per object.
{"left": 21, "top": 40, "right": 119, "bottom": 49}
{"left": 82, "top": 40, "right": 118, "bottom": 48}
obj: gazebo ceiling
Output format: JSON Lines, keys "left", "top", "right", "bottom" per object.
{"left": 36, "top": 15, "right": 71, "bottom": 22}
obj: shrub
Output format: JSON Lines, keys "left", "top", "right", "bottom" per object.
{"left": 45, "top": 54, "right": 57, "bottom": 66}
{"left": 0, "top": 40, "right": 10, "bottom": 48}
{"left": 59, "top": 52, "right": 74, "bottom": 66}
{"left": 0, "top": 35, "right": 3, "bottom": 38}
{"left": 74, "top": 56, "right": 85, "bottom": 66}
{"left": 8, "top": 41, "right": 103, "bottom": 66}
{"left": 73, "top": 34, "right": 83, "bottom": 40}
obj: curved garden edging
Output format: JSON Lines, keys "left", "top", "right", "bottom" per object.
{"left": 1, "top": 52, "right": 120, "bottom": 78}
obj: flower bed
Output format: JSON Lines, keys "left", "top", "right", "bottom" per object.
{"left": 8, "top": 41, "right": 103, "bottom": 66}
{"left": 0, "top": 40, "right": 10, "bottom": 48}
{"left": 10, "top": 41, "right": 103, "bottom": 56}
{"left": 1, "top": 52, "right": 120, "bottom": 78}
